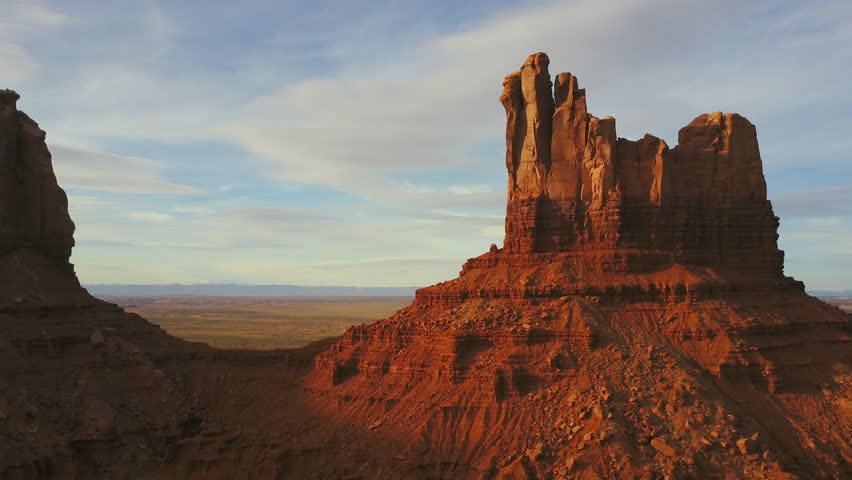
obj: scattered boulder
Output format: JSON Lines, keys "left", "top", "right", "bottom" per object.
{"left": 650, "top": 437, "right": 677, "bottom": 457}
{"left": 737, "top": 433, "right": 760, "bottom": 455}
{"left": 91, "top": 328, "right": 105, "bottom": 348}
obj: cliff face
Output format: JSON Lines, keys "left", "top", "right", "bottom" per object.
{"left": 501, "top": 54, "right": 779, "bottom": 278}
{"left": 0, "top": 90, "right": 75, "bottom": 262}
{"left": 0, "top": 90, "right": 94, "bottom": 309}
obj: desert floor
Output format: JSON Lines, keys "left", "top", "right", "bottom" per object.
{"left": 825, "top": 297, "right": 852, "bottom": 313}
{"left": 102, "top": 295, "right": 847, "bottom": 350}
{"left": 102, "top": 295, "right": 412, "bottom": 349}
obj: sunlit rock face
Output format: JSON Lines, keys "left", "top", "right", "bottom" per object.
{"left": 501, "top": 54, "right": 780, "bottom": 279}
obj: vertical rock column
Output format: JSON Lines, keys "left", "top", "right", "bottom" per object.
{"left": 502, "top": 53, "right": 555, "bottom": 252}
{"left": 501, "top": 73, "right": 524, "bottom": 200}
{"left": 548, "top": 73, "right": 588, "bottom": 201}
{"left": 668, "top": 112, "right": 779, "bottom": 273}
{"left": 518, "top": 52, "right": 554, "bottom": 196}
{"left": 0, "top": 89, "right": 75, "bottom": 263}
{"left": 581, "top": 116, "right": 616, "bottom": 206}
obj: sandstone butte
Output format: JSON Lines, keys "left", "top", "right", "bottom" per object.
{"left": 1, "top": 54, "right": 851, "bottom": 479}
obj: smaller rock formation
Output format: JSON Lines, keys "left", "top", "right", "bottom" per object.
{"left": 0, "top": 90, "right": 93, "bottom": 308}
{"left": 0, "top": 89, "right": 75, "bottom": 260}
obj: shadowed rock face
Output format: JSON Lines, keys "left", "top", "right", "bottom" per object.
{"left": 0, "top": 90, "right": 94, "bottom": 309}
{"left": 0, "top": 89, "right": 75, "bottom": 262}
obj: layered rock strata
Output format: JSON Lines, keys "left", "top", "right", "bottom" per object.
{"left": 499, "top": 55, "right": 779, "bottom": 279}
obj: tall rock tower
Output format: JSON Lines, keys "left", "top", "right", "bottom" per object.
{"left": 501, "top": 54, "right": 781, "bottom": 278}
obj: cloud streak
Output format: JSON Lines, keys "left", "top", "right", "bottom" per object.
{"left": 772, "top": 187, "right": 852, "bottom": 219}
{"left": 51, "top": 146, "right": 203, "bottom": 195}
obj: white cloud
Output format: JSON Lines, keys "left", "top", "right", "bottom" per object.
{"left": 772, "top": 187, "right": 852, "bottom": 218}
{"left": 314, "top": 256, "right": 458, "bottom": 267}
{"left": 371, "top": 184, "right": 505, "bottom": 212}
{"left": 170, "top": 205, "right": 214, "bottom": 215}
{"left": 0, "top": 42, "right": 38, "bottom": 85}
{"left": 51, "top": 145, "right": 203, "bottom": 195}
{"left": 128, "top": 211, "right": 175, "bottom": 223}
{"left": 141, "top": 241, "right": 224, "bottom": 250}
{"left": 219, "top": 0, "right": 852, "bottom": 195}
{"left": 0, "top": 2, "right": 71, "bottom": 85}
{"left": 11, "top": 3, "right": 70, "bottom": 29}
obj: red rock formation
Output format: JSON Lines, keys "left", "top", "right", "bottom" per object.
{"left": 309, "top": 53, "right": 852, "bottom": 478}
{"left": 501, "top": 55, "right": 780, "bottom": 280}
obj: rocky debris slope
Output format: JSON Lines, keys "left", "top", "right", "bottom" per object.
{"left": 1, "top": 54, "right": 851, "bottom": 479}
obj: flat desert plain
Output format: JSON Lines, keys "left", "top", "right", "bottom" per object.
{"left": 825, "top": 297, "right": 852, "bottom": 312}
{"left": 102, "top": 296, "right": 412, "bottom": 349}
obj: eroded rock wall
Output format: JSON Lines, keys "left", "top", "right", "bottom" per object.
{"left": 501, "top": 54, "right": 781, "bottom": 279}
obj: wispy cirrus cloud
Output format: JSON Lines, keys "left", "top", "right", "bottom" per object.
{"left": 51, "top": 146, "right": 203, "bottom": 195}
{"left": 218, "top": 0, "right": 852, "bottom": 193}
{"left": 128, "top": 211, "right": 175, "bottom": 223}
{"left": 0, "top": 1, "right": 69, "bottom": 84}
{"left": 772, "top": 187, "right": 852, "bottom": 219}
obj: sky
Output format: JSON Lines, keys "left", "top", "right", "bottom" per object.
{"left": 2, "top": 0, "right": 851, "bottom": 289}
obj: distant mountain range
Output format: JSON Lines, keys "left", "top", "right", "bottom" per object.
{"left": 810, "top": 290, "right": 852, "bottom": 298}
{"left": 85, "top": 284, "right": 849, "bottom": 298}
{"left": 85, "top": 284, "right": 419, "bottom": 297}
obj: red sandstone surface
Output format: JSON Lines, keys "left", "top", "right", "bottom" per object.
{"left": 1, "top": 54, "right": 851, "bottom": 479}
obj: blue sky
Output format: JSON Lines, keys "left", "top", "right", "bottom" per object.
{"left": 2, "top": 0, "right": 851, "bottom": 289}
